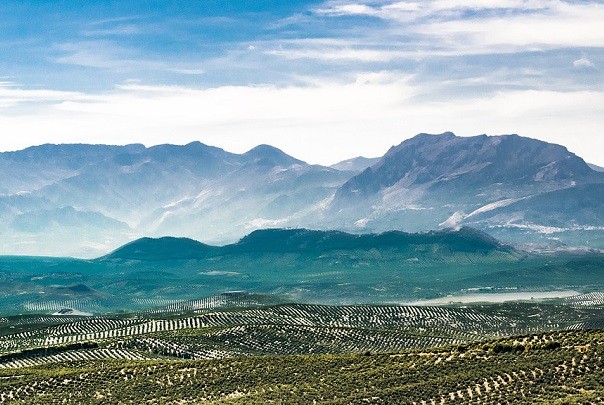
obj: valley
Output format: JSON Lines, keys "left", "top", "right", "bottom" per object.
{"left": 3, "top": 0, "right": 603, "bottom": 401}
{"left": 0, "top": 228, "right": 601, "bottom": 402}
{"left": 0, "top": 228, "right": 602, "bottom": 316}
{"left": 0, "top": 134, "right": 601, "bottom": 403}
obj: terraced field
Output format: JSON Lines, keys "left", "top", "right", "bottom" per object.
{"left": 0, "top": 329, "right": 602, "bottom": 403}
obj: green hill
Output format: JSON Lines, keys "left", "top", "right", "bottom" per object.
{"left": 227, "top": 226, "right": 508, "bottom": 254}
{"left": 104, "top": 236, "right": 218, "bottom": 261}
{"left": 1, "top": 227, "right": 603, "bottom": 316}
{"left": 104, "top": 227, "right": 512, "bottom": 260}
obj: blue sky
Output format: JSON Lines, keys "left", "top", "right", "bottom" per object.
{"left": 0, "top": 0, "right": 603, "bottom": 165}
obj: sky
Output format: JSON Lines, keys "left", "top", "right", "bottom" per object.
{"left": 0, "top": 0, "right": 602, "bottom": 165}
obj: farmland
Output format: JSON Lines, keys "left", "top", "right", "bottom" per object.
{"left": 0, "top": 327, "right": 603, "bottom": 403}
{"left": 1, "top": 294, "right": 603, "bottom": 367}
{"left": 0, "top": 293, "right": 602, "bottom": 403}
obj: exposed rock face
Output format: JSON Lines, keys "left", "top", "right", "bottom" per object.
{"left": 335, "top": 132, "right": 594, "bottom": 203}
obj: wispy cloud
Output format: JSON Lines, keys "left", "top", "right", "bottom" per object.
{"left": 54, "top": 41, "right": 206, "bottom": 75}
{"left": 0, "top": 74, "right": 602, "bottom": 165}
{"left": 0, "top": 82, "right": 92, "bottom": 108}
{"left": 168, "top": 67, "right": 205, "bottom": 75}
{"left": 309, "top": 0, "right": 604, "bottom": 56}
{"left": 573, "top": 57, "right": 595, "bottom": 68}
{"left": 416, "top": 2, "right": 604, "bottom": 52}
{"left": 317, "top": 0, "right": 577, "bottom": 20}
{"left": 54, "top": 41, "right": 141, "bottom": 71}
{"left": 83, "top": 24, "right": 142, "bottom": 37}
{"left": 265, "top": 46, "right": 415, "bottom": 62}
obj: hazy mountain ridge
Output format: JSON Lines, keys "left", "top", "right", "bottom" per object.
{"left": 0, "top": 142, "right": 350, "bottom": 256}
{"left": 0, "top": 133, "right": 602, "bottom": 256}
{"left": 329, "top": 133, "right": 603, "bottom": 247}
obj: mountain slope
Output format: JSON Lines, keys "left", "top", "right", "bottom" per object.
{"left": 0, "top": 142, "right": 351, "bottom": 256}
{"left": 329, "top": 132, "right": 603, "bottom": 246}
{"left": 0, "top": 133, "right": 602, "bottom": 256}
{"left": 466, "top": 183, "right": 604, "bottom": 227}
{"left": 589, "top": 163, "right": 604, "bottom": 172}
{"left": 104, "top": 236, "right": 217, "bottom": 261}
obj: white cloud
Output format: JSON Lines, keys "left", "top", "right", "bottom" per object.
{"left": 264, "top": 47, "right": 416, "bottom": 62}
{"left": 321, "top": 4, "right": 379, "bottom": 16}
{"left": 573, "top": 57, "right": 595, "bottom": 68}
{"left": 418, "top": 3, "right": 604, "bottom": 51}
{"left": 312, "top": 0, "right": 604, "bottom": 55}
{"left": 0, "top": 74, "right": 602, "bottom": 167}
{"left": 54, "top": 41, "right": 207, "bottom": 74}
{"left": 0, "top": 82, "right": 92, "bottom": 107}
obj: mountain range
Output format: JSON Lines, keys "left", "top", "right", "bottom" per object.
{"left": 0, "top": 132, "right": 602, "bottom": 257}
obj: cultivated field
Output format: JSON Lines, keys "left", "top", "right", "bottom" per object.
{"left": 1, "top": 295, "right": 603, "bottom": 368}
{"left": 0, "top": 329, "right": 602, "bottom": 403}
{"left": 1, "top": 292, "right": 603, "bottom": 403}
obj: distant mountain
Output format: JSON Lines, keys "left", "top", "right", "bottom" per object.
{"left": 243, "top": 144, "right": 305, "bottom": 167}
{"left": 0, "top": 143, "right": 146, "bottom": 195}
{"left": 335, "top": 132, "right": 595, "bottom": 203}
{"left": 0, "top": 133, "right": 602, "bottom": 256}
{"left": 329, "top": 133, "right": 603, "bottom": 247}
{"left": 330, "top": 156, "right": 380, "bottom": 173}
{"left": 0, "top": 142, "right": 350, "bottom": 257}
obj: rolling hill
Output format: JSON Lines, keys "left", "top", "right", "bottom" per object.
{"left": 0, "top": 228, "right": 602, "bottom": 316}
